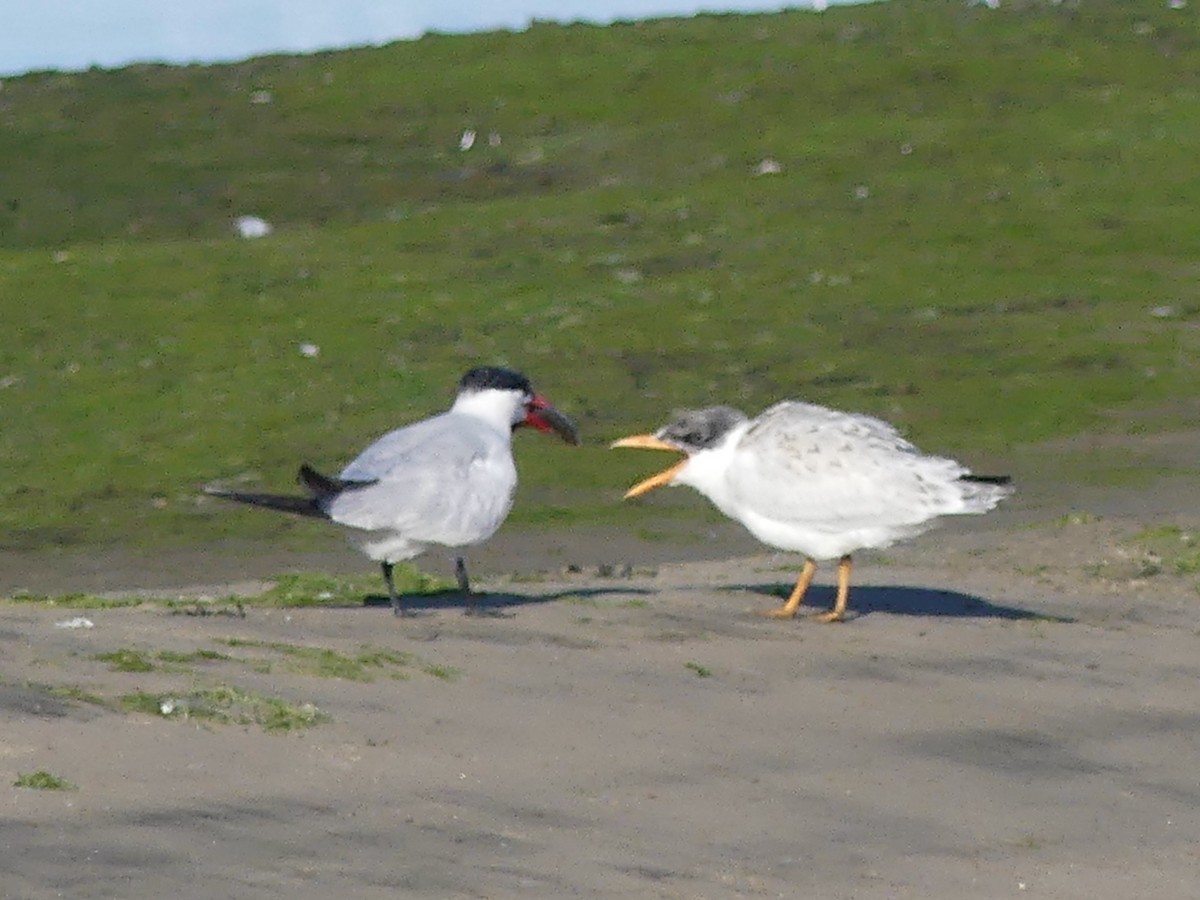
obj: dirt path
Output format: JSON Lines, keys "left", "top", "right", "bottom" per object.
{"left": 3, "top": 434, "right": 1200, "bottom": 898}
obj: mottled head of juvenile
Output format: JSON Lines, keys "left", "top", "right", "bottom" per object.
{"left": 610, "top": 406, "right": 749, "bottom": 498}
{"left": 653, "top": 406, "right": 749, "bottom": 453}
{"left": 455, "top": 366, "right": 580, "bottom": 445}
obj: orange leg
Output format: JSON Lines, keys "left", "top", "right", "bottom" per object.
{"left": 766, "top": 558, "right": 818, "bottom": 619}
{"left": 811, "top": 555, "right": 852, "bottom": 623}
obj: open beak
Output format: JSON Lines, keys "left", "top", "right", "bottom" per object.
{"left": 524, "top": 394, "right": 581, "bottom": 445}
{"left": 610, "top": 434, "right": 687, "bottom": 499}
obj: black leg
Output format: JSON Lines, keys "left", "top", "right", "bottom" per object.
{"left": 456, "top": 556, "right": 476, "bottom": 614}
{"left": 381, "top": 561, "right": 405, "bottom": 617}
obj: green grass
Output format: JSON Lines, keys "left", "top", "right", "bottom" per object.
{"left": 1087, "top": 522, "right": 1200, "bottom": 585}
{"left": 97, "top": 644, "right": 240, "bottom": 676}
{"left": 155, "top": 649, "right": 231, "bottom": 664}
{"left": 684, "top": 661, "right": 714, "bottom": 678}
{"left": 43, "top": 639, "right": 442, "bottom": 729}
{"left": 81, "top": 634, "right": 451, "bottom": 683}
{"left": 1128, "top": 525, "right": 1200, "bottom": 576}
{"left": 120, "top": 685, "right": 328, "bottom": 731}
{"left": 250, "top": 570, "right": 446, "bottom": 606}
{"left": 3, "top": 566, "right": 439, "bottom": 606}
{"left": 4, "top": 593, "right": 145, "bottom": 609}
{"left": 46, "top": 684, "right": 112, "bottom": 707}
{"left": 216, "top": 638, "right": 416, "bottom": 680}
{"left": 94, "top": 649, "right": 155, "bottom": 673}
{"left": 421, "top": 663, "right": 463, "bottom": 682}
{"left": 14, "top": 770, "right": 76, "bottom": 791}
{"left": 3, "top": 1, "right": 1200, "bottom": 552}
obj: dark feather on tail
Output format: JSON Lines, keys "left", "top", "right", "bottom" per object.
{"left": 960, "top": 474, "right": 1012, "bottom": 486}
{"left": 205, "top": 464, "right": 377, "bottom": 518}
{"left": 203, "top": 487, "right": 326, "bottom": 518}
{"left": 296, "top": 464, "right": 377, "bottom": 497}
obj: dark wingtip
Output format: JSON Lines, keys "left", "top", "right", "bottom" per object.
{"left": 961, "top": 474, "right": 1013, "bottom": 485}
{"left": 297, "top": 464, "right": 339, "bottom": 496}
{"left": 297, "top": 464, "right": 378, "bottom": 496}
{"left": 203, "top": 484, "right": 325, "bottom": 518}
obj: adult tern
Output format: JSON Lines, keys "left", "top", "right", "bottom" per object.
{"left": 613, "top": 402, "right": 1011, "bottom": 622}
{"left": 207, "top": 366, "right": 580, "bottom": 615}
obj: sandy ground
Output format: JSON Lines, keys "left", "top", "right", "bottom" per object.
{"left": 3, "top": 436, "right": 1200, "bottom": 899}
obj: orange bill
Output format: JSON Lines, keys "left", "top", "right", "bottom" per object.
{"left": 610, "top": 434, "right": 687, "bottom": 499}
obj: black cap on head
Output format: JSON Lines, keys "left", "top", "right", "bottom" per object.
{"left": 458, "top": 366, "right": 533, "bottom": 395}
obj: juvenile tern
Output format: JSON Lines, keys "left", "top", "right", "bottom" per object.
{"left": 613, "top": 402, "right": 1011, "bottom": 622}
{"left": 206, "top": 366, "right": 579, "bottom": 615}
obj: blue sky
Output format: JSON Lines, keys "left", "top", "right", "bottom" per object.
{"left": 0, "top": 1, "right": 849, "bottom": 77}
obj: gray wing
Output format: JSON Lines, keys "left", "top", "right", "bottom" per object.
{"left": 727, "top": 401, "right": 971, "bottom": 529}
{"left": 338, "top": 412, "right": 460, "bottom": 483}
{"left": 324, "top": 412, "right": 517, "bottom": 544}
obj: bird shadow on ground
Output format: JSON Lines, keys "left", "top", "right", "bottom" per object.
{"left": 360, "top": 586, "right": 656, "bottom": 617}
{"left": 727, "top": 583, "right": 1072, "bottom": 622}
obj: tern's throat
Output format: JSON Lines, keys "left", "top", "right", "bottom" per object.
{"left": 671, "top": 439, "right": 741, "bottom": 508}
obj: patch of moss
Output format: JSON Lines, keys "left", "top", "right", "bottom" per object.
{"left": 120, "top": 685, "right": 328, "bottom": 732}
{"left": 15, "top": 770, "right": 76, "bottom": 791}
{"left": 94, "top": 649, "right": 154, "bottom": 673}
{"left": 215, "top": 639, "right": 416, "bottom": 681}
